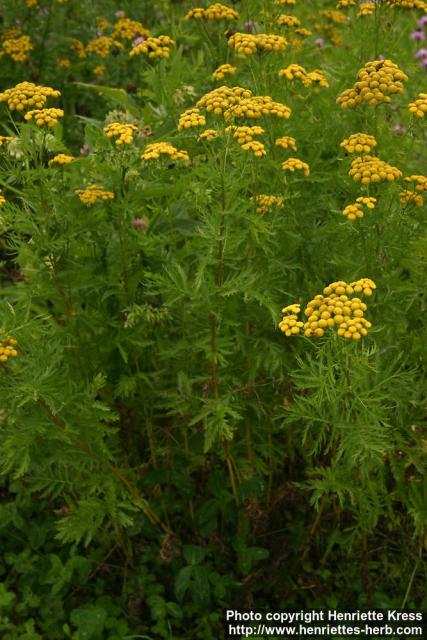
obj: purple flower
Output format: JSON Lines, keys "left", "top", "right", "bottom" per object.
{"left": 417, "top": 15, "right": 427, "bottom": 28}
{"left": 378, "top": 54, "right": 385, "bottom": 60}
{"left": 415, "top": 48, "right": 427, "bottom": 59}
{"left": 410, "top": 30, "right": 425, "bottom": 42}
{"left": 133, "top": 36, "right": 146, "bottom": 47}
{"left": 115, "top": 10, "right": 126, "bottom": 18}
{"left": 131, "top": 217, "right": 148, "bottom": 232}
{"left": 80, "top": 145, "right": 89, "bottom": 156}
{"left": 315, "top": 38, "right": 325, "bottom": 48}
{"left": 420, "top": 58, "right": 427, "bottom": 70}
{"left": 244, "top": 20, "right": 255, "bottom": 33}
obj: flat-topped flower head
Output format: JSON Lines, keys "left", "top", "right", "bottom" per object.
{"left": 276, "top": 136, "right": 297, "bottom": 151}
{"left": 226, "top": 125, "right": 264, "bottom": 143}
{"left": 281, "top": 157, "right": 310, "bottom": 176}
{"left": 240, "top": 140, "right": 266, "bottom": 157}
{"left": 112, "top": 18, "right": 150, "bottom": 40}
{"left": 1, "top": 34, "right": 33, "bottom": 62}
{"left": 212, "top": 63, "right": 237, "bottom": 80}
{"left": 24, "top": 108, "right": 64, "bottom": 127}
{"left": 75, "top": 184, "right": 114, "bottom": 205}
{"left": 178, "top": 108, "right": 206, "bottom": 130}
{"left": 279, "top": 279, "right": 377, "bottom": 340}
{"left": 104, "top": 122, "right": 138, "bottom": 144}
{"left": 348, "top": 155, "right": 402, "bottom": 184}
{"left": 340, "top": 133, "right": 377, "bottom": 153}
{"left": 49, "top": 154, "right": 75, "bottom": 165}
{"left": 404, "top": 175, "right": 427, "bottom": 192}
{"left": 358, "top": 2, "right": 376, "bottom": 16}
{"left": 142, "top": 142, "right": 189, "bottom": 161}
{"left": 277, "top": 15, "right": 301, "bottom": 27}
{"left": 228, "top": 33, "right": 287, "bottom": 55}
{"left": 252, "top": 194, "right": 285, "bottom": 213}
{"left": 185, "top": 3, "right": 239, "bottom": 20}
{"left": 342, "top": 197, "right": 376, "bottom": 221}
{"left": 0, "top": 336, "right": 18, "bottom": 363}
{"left": 86, "top": 36, "right": 124, "bottom": 58}
{"left": 400, "top": 190, "right": 424, "bottom": 206}
{"left": 0, "top": 82, "right": 60, "bottom": 111}
{"left": 408, "top": 93, "right": 427, "bottom": 118}
{"left": 224, "top": 95, "right": 291, "bottom": 120}
{"left": 197, "top": 86, "right": 252, "bottom": 116}
{"left": 337, "top": 59, "right": 408, "bottom": 108}
{"left": 197, "top": 129, "right": 219, "bottom": 141}
{"left": 130, "top": 35, "right": 174, "bottom": 59}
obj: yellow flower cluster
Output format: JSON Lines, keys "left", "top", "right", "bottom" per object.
{"left": 1, "top": 34, "right": 33, "bottom": 62}
{"left": 404, "top": 175, "right": 427, "bottom": 192}
{"left": 276, "top": 136, "right": 297, "bottom": 151}
{"left": 112, "top": 18, "right": 150, "bottom": 40}
{"left": 251, "top": 194, "right": 285, "bottom": 213}
{"left": 71, "top": 39, "right": 86, "bottom": 59}
{"left": 358, "top": 2, "right": 375, "bottom": 16}
{"left": 212, "top": 63, "right": 237, "bottom": 80}
{"left": 178, "top": 108, "right": 206, "bottom": 130}
{"left": 342, "top": 196, "right": 376, "bottom": 221}
{"left": 340, "top": 133, "right": 377, "bottom": 154}
{"left": 278, "top": 65, "right": 329, "bottom": 88}
{"left": 86, "top": 36, "right": 123, "bottom": 58}
{"left": 349, "top": 155, "right": 402, "bottom": 184}
{"left": 276, "top": 0, "right": 296, "bottom": 5}
{"left": 307, "top": 70, "right": 329, "bottom": 88}
{"left": 228, "top": 33, "right": 287, "bottom": 55}
{"left": 281, "top": 158, "right": 310, "bottom": 176}
{"left": 0, "top": 135, "right": 13, "bottom": 146}
{"left": 196, "top": 86, "right": 252, "bottom": 115}
{"left": 277, "top": 15, "right": 301, "bottom": 27}
{"left": 278, "top": 64, "right": 307, "bottom": 81}
{"left": 408, "top": 93, "right": 427, "bottom": 118}
{"left": 24, "top": 108, "right": 64, "bottom": 127}
{"left": 225, "top": 95, "right": 292, "bottom": 120}
{"left": 0, "top": 337, "right": 18, "bottom": 362}
{"left": 93, "top": 65, "right": 105, "bottom": 76}
{"left": 130, "top": 35, "right": 174, "bottom": 59}
{"left": 0, "top": 82, "right": 60, "bottom": 112}
{"left": 278, "top": 306, "right": 304, "bottom": 336}
{"left": 26, "top": 0, "right": 38, "bottom": 7}
{"left": 96, "top": 17, "right": 110, "bottom": 33}
{"left": 320, "top": 10, "right": 348, "bottom": 24}
{"left": 337, "top": 59, "right": 408, "bottom": 108}
{"left": 49, "top": 154, "right": 75, "bottom": 165}
{"left": 386, "top": 0, "right": 427, "bottom": 8}
{"left": 226, "top": 125, "right": 264, "bottom": 144}
{"left": 75, "top": 184, "right": 115, "bottom": 205}
{"left": 0, "top": 191, "right": 5, "bottom": 206}
{"left": 295, "top": 28, "right": 313, "bottom": 38}
{"left": 239, "top": 140, "right": 266, "bottom": 157}
{"left": 336, "top": 0, "right": 356, "bottom": 7}
{"left": 280, "top": 279, "right": 376, "bottom": 340}
{"left": 185, "top": 4, "right": 239, "bottom": 20}
{"left": 400, "top": 190, "right": 423, "bottom": 207}
{"left": 197, "top": 129, "right": 219, "bottom": 141}
{"left": 104, "top": 122, "right": 138, "bottom": 144}
{"left": 142, "top": 142, "right": 189, "bottom": 161}
{"left": 58, "top": 58, "right": 71, "bottom": 69}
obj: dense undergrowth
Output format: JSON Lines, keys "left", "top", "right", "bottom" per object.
{"left": 0, "top": 1, "right": 426, "bottom": 638}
